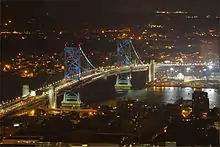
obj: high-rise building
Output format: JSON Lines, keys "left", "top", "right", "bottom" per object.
{"left": 192, "top": 91, "right": 209, "bottom": 115}
{"left": 200, "top": 38, "right": 219, "bottom": 62}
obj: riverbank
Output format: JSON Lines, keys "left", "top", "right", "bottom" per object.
{"left": 146, "top": 81, "right": 220, "bottom": 89}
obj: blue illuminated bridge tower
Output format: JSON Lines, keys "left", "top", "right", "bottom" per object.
{"left": 61, "top": 44, "right": 95, "bottom": 109}
{"left": 114, "top": 39, "right": 144, "bottom": 91}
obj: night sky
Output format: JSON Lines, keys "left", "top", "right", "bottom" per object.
{"left": 2, "top": 0, "right": 220, "bottom": 29}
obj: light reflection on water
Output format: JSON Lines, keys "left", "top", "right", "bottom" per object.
{"left": 119, "top": 87, "right": 220, "bottom": 108}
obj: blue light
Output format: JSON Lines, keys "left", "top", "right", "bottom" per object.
{"left": 116, "top": 39, "right": 143, "bottom": 66}
{"left": 64, "top": 46, "right": 81, "bottom": 80}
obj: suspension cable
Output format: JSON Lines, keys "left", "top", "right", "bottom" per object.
{"left": 42, "top": 74, "right": 53, "bottom": 87}
{"left": 130, "top": 40, "right": 144, "bottom": 65}
{"left": 79, "top": 46, "right": 95, "bottom": 69}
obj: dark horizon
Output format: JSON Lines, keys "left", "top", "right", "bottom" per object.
{"left": 2, "top": 0, "right": 220, "bottom": 29}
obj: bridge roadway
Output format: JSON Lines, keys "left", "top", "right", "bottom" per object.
{"left": 0, "top": 65, "right": 148, "bottom": 118}
{"left": 0, "top": 95, "right": 48, "bottom": 118}
{"left": 0, "top": 63, "right": 215, "bottom": 118}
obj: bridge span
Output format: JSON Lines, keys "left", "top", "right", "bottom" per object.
{"left": 1, "top": 39, "right": 217, "bottom": 118}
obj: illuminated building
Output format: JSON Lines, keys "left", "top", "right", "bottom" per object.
{"left": 200, "top": 39, "right": 219, "bottom": 61}
{"left": 181, "top": 107, "right": 192, "bottom": 118}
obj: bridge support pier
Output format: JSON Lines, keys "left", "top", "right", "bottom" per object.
{"left": 148, "top": 60, "right": 155, "bottom": 82}
{"left": 114, "top": 73, "right": 132, "bottom": 91}
{"left": 103, "top": 75, "right": 108, "bottom": 80}
{"left": 48, "top": 86, "right": 57, "bottom": 109}
{"left": 22, "top": 85, "right": 30, "bottom": 97}
{"left": 61, "top": 92, "right": 81, "bottom": 109}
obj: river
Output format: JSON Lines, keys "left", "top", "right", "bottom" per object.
{"left": 1, "top": 72, "right": 220, "bottom": 108}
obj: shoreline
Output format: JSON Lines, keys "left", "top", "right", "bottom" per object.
{"left": 146, "top": 85, "right": 220, "bottom": 89}
{"left": 146, "top": 83, "right": 220, "bottom": 90}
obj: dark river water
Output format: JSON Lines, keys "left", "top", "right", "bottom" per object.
{"left": 1, "top": 72, "right": 220, "bottom": 108}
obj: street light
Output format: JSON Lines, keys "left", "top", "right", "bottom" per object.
{"left": 208, "top": 65, "right": 213, "bottom": 69}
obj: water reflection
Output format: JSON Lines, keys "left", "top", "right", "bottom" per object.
{"left": 120, "top": 87, "right": 220, "bottom": 108}
{"left": 204, "top": 88, "right": 220, "bottom": 108}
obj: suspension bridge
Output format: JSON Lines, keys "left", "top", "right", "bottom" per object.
{"left": 0, "top": 39, "right": 216, "bottom": 118}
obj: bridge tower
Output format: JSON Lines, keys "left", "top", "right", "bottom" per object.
{"left": 61, "top": 44, "right": 95, "bottom": 108}
{"left": 148, "top": 60, "right": 155, "bottom": 82}
{"left": 114, "top": 39, "right": 143, "bottom": 91}
{"left": 61, "top": 46, "right": 81, "bottom": 108}
{"left": 22, "top": 85, "right": 30, "bottom": 97}
{"left": 48, "top": 86, "right": 57, "bottom": 109}
{"left": 115, "top": 73, "right": 132, "bottom": 90}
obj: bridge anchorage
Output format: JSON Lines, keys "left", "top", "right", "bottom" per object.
{"left": 114, "top": 39, "right": 144, "bottom": 91}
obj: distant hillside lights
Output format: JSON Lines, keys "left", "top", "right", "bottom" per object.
{"left": 19, "top": 70, "right": 36, "bottom": 78}
{"left": 3, "top": 64, "right": 11, "bottom": 71}
{"left": 100, "top": 28, "right": 131, "bottom": 33}
{"left": 148, "top": 24, "right": 164, "bottom": 28}
{"left": 0, "top": 31, "right": 30, "bottom": 35}
{"left": 165, "top": 45, "right": 174, "bottom": 50}
{"left": 0, "top": 31, "right": 21, "bottom": 35}
{"left": 156, "top": 10, "right": 187, "bottom": 14}
{"left": 1, "top": 20, "right": 12, "bottom": 26}
{"left": 61, "top": 66, "right": 65, "bottom": 70}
